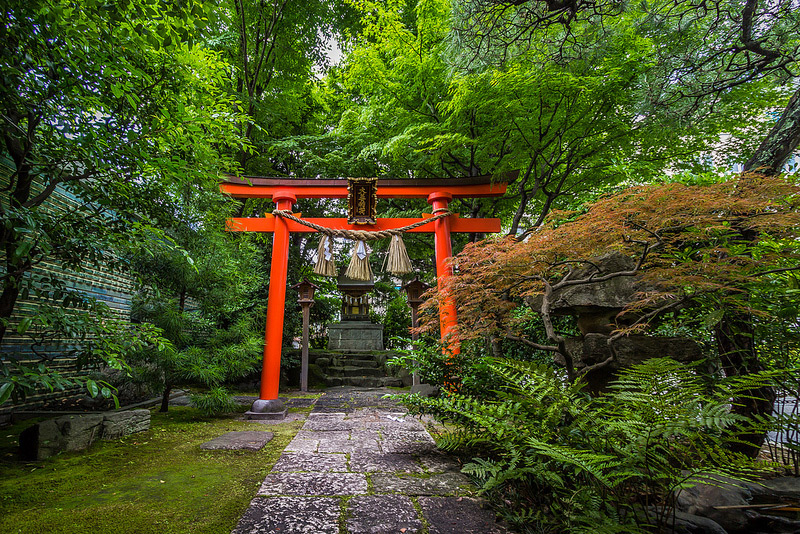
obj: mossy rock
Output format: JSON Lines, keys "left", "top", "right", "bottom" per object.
{"left": 307, "top": 363, "right": 327, "bottom": 389}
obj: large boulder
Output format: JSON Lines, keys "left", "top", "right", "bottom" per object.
{"left": 562, "top": 333, "right": 704, "bottom": 391}
{"left": 565, "top": 334, "right": 704, "bottom": 369}
{"left": 669, "top": 511, "right": 728, "bottom": 534}
{"left": 525, "top": 252, "right": 702, "bottom": 391}
{"left": 676, "top": 476, "right": 800, "bottom": 534}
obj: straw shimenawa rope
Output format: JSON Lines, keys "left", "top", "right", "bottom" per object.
{"left": 273, "top": 208, "right": 451, "bottom": 279}
{"left": 271, "top": 209, "right": 451, "bottom": 240}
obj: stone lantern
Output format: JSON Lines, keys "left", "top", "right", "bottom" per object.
{"left": 327, "top": 267, "right": 384, "bottom": 351}
{"left": 291, "top": 278, "right": 318, "bottom": 392}
{"left": 402, "top": 277, "right": 429, "bottom": 336}
{"left": 402, "top": 277, "right": 430, "bottom": 386}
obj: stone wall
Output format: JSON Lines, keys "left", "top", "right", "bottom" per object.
{"left": 19, "top": 409, "right": 151, "bottom": 460}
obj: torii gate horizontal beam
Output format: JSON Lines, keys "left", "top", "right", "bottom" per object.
{"left": 226, "top": 215, "right": 501, "bottom": 234}
{"left": 220, "top": 173, "right": 512, "bottom": 199}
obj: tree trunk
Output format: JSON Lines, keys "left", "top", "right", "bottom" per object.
{"left": 718, "top": 85, "right": 800, "bottom": 456}
{"left": 0, "top": 133, "right": 31, "bottom": 345}
{"left": 744, "top": 87, "right": 800, "bottom": 175}
{"left": 0, "top": 275, "right": 22, "bottom": 345}
{"left": 160, "top": 383, "right": 172, "bottom": 413}
{"left": 715, "top": 311, "right": 776, "bottom": 457}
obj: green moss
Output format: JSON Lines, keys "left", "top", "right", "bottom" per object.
{"left": 0, "top": 407, "right": 304, "bottom": 534}
{"left": 410, "top": 496, "right": 431, "bottom": 534}
{"left": 337, "top": 495, "right": 353, "bottom": 534}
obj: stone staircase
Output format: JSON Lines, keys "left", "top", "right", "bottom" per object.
{"left": 322, "top": 352, "right": 405, "bottom": 388}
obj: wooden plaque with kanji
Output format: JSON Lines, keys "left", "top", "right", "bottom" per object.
{"left": 347, "top": 177, "right": 378, "bottom": 225}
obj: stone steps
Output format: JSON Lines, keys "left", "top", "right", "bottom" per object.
{"left": 325, "top": 376, "right": 404, "bottom": 388}
{"left": 328, "top": 366, "right": 385, "bottom": 378}
{"left": 334, "top": 359, "right": 379, "bottom": 368}
{"left": 314, "top": 349, "right": 406, "bottom": 389}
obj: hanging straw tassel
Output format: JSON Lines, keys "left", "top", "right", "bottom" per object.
{"left": 314, "top": 235, "right": 337, "bottom": 277}
{"left": 344, "top": 240, "right": 373, "bottom": 281}
{"left": 383, "top": 234, "right": 412, "bottom": 276}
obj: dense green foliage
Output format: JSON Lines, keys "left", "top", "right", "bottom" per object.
{"left": 396, "top": 174, "right": 800, "bottom": 529}
{"left": 0, "top": 0, "right": 249, "bottom": 403}
{"left": 399, "top": 358, "right": 781, "bottom": 533}
{"left": 127, "top": 208, "right": 265, "bottom": 414}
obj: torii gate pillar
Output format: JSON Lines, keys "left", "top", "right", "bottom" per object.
{"left": 428, "top": 192, "right": 459, "bottom": 355}
{"left": 246, "top": 191, "right": 295, "bottom": 420}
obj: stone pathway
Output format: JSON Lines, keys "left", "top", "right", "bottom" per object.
{"left": 232, "top": 387, "right": 509, "bottom": 534}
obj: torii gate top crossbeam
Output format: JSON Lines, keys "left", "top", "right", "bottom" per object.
{"left": 220, "top": 174, "right": 512, "bottom": 199}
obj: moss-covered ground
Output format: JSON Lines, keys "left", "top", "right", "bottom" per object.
{"left": 0, "top": 405, "right": 307, "bottom": 534}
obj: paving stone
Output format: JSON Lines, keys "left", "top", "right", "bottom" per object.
{"left": 420, "top": 497, "right": 508, "bottom": 533}
{"left": 419, "top": 452, "right": 463, "bottom": 473}
{"left": 258, "top": 472, "right": 368, "bottom": 496}
{"left": 346, "top": 495, "right": 423, "bottom": 534}
{"left": 317, "top": 438, "right": 381, "bottom": 454}
{"left": 349, "top": 409, "right": 407, "bottom": 421}
{"left": 316, "top": 438, "right": 357, "bottom": 454}
{"left": 295, "top": 430, "right": 351, "bottom": 441}
{"left": 372, "top": 472, "right": 474, "bottom": 496}
{"left": 272, "top": 452, "right": 348, "bottom": 473}
{"left": 364, "top": 418, "right": 426, "bottom": 432}
{"left": 349, "top": 451, "right": 424, "bottom": 473}
{"left": 303, "top": 420, "right": 355, "bottom": 432}
{"left": 199, "top": 431, "right": 273, "bottom": 451}
{"left": 233, "top": 386, "right": 506, "bottom": 534}
{"left": 307, "top": 412, "right": 346, "bottom": 420}
{"left": 313, "top": 405, "right": 348, "bottom": 413}
{"left": 311, "top": 387, "right": 407, "bottom": 413}
{"left": 284, "top": 439, "right": 319, "bottom": 453}
{"left": 382, "top": 440, "right": 438, "bottom": 455}
{"left": 245, "top": 412, "right": 307, "bottom": 425}
{"left": 349, "top": 430, "right": 382, "bottom": 442}
{"left": 284, "top": 397, "right": 317, "bottom": 408}
{"left": 378, "top": 429, "right": 434, "bottom": 441}
{"left": 231, "top": 496, "right": 340, "bottom": 534}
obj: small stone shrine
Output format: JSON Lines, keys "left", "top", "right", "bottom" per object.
{"left": 327, "top": 267, "right": 384, "bottom": 351}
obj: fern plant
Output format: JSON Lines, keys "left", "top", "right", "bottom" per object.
{"left": 397, "top": 357, "right": 785, "bottom": 533}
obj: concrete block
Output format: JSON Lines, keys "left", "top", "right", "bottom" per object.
{"left": 101, "top": 409, "right": 150, "bottom": 440}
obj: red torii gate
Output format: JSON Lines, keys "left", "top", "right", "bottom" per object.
{"left": 221, "top": 175, "right": 508, "bottom": 419}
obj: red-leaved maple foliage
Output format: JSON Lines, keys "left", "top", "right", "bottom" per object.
{"left": 419, "top": 174, "right": 800, "bottom": 364}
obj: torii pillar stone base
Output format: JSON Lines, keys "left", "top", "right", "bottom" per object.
{"left": 245, "top": 399, "right": 288, "bottom": 421}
